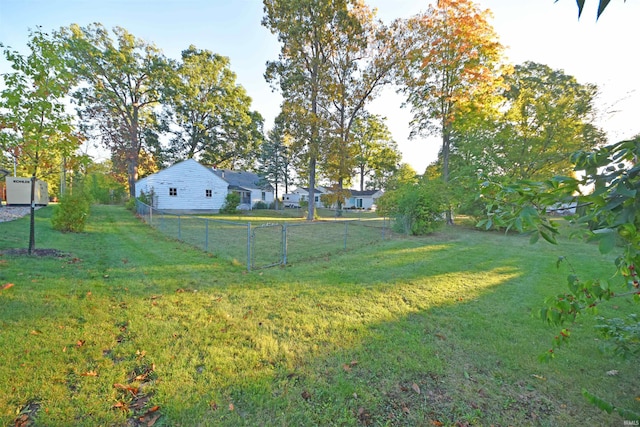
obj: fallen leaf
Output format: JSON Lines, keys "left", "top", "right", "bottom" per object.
{"left": 228, "top": 403, "right": 235, "bottom": 411}
{"left": 112, "top": 401, "right": 128, "bottom": 411}
{"left": 411, "top": 383, "right": 421, "bottom": 394}
{"left": 81, "top": 371, "right": 98, "bottom": 377}
{"left": 30, "top": 330, "right": 41, "bottom": 335}
{"left": 210, "top": 401, "right": 218, "bottom": 411}
{"left": 531, "top": 374, "right": 546, "bottom": 381}
{"left": 114, "top": 383, "right": 138, "bottom": 396}
{"left": 350, "top": 360, "right": 358, "bottom": 366}
{"left": 431, "top": 420, "right": 443, "bottom": 426}
{"left": 435, "top": 333, "right": 446, "bottom": 340}
{"left": 76, "top": 340, "right": 86, "bottom": 347}
{"left": 1, "top": 283, "right": 14, "bottom": 290}
{"left": 606, "top": 370, "right": 619, "bottom": 376}
{"left": 301, "top": 390, "right": 311, "bottom": 400}
{"left": 342, "top": 364, "right": 352, "bottom": 372}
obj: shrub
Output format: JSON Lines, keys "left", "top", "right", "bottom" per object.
{"left": 125, "top": 198, "right": 136, "bottom": 211}
{"left": 52, "top": 190, "right": 91, "bottom": 232}
{"left": 254, "top": 201, "right": 269, "bottom": 210}
{"left": 220, "top": 192, "right": 240, "bottom": 214}
{"left": 381, "top": 180, "right": 448, "bottom": 235}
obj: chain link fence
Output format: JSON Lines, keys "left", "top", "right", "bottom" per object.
{"left": 136, "top": 200, "right": 394, "bottom": 271}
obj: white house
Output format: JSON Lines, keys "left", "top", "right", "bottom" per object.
{"left": 344, "top": 189, "right": 383, "bottom": 210}
{"left": 135, "top": 159, "right": 274, "bottom": 213}
{"left": 283, "top": 187, "right": 328, "bottom": 208}
{"left": 211, "top": 169, "right": 275, "bottom": 210}
{"left": 135, "top": 159, "right": 228, "bottom": 213}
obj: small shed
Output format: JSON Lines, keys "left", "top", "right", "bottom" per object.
{"left": 5, "top": 177, "right": 49, "bottom": 206}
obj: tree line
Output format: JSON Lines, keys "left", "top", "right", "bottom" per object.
{"left": 1, "top": 0, "right": 606, "bottom": 222}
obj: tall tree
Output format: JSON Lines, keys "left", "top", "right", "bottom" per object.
{"left": 263, "top": 0, "right": 351, "bottom": 220}
{"left": 0, "top": 29, "right": 79, "bottom": 253}
{"left": 59, "top": 23, "right": 169, "bottom": 198}
{"left": 164, "top": 45, "right": 264, "bottom": 169}
{"left": 494, "top": 61, "right": 606, "bottom": 180}
{"left": 399, "top": 0, "right": 504, "bottom": 223}
{"left": 320, "top": 1, "right": 401, "bottom": 195}
{"left": 257, "top": 113, "right": 297, "bottom": 200}
{"left": 351, "top": 114, "right": 400, "bottom": 191}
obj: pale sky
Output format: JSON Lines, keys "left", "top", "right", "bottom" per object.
{"left": 1, "top": 0, "right": 639, "bottom": 174}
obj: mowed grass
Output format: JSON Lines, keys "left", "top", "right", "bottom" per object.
{"left": 0, "top": 205, "right": 638, "bottom": 426}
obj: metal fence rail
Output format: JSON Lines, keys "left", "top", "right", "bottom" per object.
{"left": 135, "top": 200, "right": 393, "bottom": 271}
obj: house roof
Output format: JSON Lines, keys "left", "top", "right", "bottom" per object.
{"left": 296, "top": 187, "right": 326, "bottom": 194}
{"left": 350, "top": 189, "right": 382, "bottom": 197}
{"left": 212, "top": 169, "right": 273, "bottom": 191}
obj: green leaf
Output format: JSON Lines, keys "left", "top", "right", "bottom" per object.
{"left": 582, "top": 388, "right": 614, "bottom": 414}
{"left": 597, "top": 230, "right": 616, "bottom": 254}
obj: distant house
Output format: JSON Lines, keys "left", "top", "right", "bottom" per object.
{"left": 344, "top": 189, "right": 383, "bottom": 210}
{"left": 283, "top": 187, "right": 328, "bottom": 208}
{"left": 135, "top": 159, "right": 274, "bottom": 213}
{"left": 212, "top": 169, "right": 274, "bottom": 210}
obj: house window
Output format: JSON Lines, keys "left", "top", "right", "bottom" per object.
{"left": 261, "top": 191, "right": 266, "bottom": 201}
{"left": 315, "top": 196, "right": 319, "bottom": 202}
{"left": 169, "top": 187, "right": 177, "bottom": 196}
{"left": 205, "top": 189, "right": 212, "bottom": 198}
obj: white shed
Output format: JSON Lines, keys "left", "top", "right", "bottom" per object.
{"left": 135, "top": 159, "right": 228, "bottom": 213}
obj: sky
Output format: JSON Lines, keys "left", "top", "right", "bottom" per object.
{"left": 1, "top": 0, "right": 639, "bottom": 175}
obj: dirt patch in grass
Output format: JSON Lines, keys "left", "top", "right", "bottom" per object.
{"left": 0, "top": 248, "right": 69, "bottom": 257}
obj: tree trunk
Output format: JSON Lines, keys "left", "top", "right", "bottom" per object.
{"left": 442, "top": 126, "right": 453, "bottom": 225}
{"left": 28, "top": 175, "right": 36, "bottom": 255}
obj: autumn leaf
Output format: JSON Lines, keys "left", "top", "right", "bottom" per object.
{"left": 411, "top": 383, "right": 421, "bottom": 394}
{"left": 228, "top": 403, "right": 235, "bottom": 411}
{"left": 342, "top": 364, "right": 352, "bottom": 372}
{"left": 112, "top": 401, "right": 128, "bottom": 412}
{"left": 1, "top": 283, "right": 14, "bottom": 290}
{"left": 301, "top": 390, "right": 311, "bottom": 400}
{"left": 80, "top": 371, "right": 98, "bottom": 377}
{"left": 76, "top": 340, "right": 85, "bottom": 347}
{"left": 114, "top": 383, "right": 138, "bottom": 396}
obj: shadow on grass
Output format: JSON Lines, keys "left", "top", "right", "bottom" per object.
{"left": 0, "top": 205, "right": 635, "bottom": 426}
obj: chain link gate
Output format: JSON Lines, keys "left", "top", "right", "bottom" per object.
{"left": 251, "top": 223, "right": 284, "bottom": 270}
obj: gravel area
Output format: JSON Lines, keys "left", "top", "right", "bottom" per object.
{"left": 0, "top": 206, "right": 41, "bottom": 222}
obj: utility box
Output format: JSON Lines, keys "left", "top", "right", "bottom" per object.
{"left": 6, "top": 177, "right": 49, "bottom": 206}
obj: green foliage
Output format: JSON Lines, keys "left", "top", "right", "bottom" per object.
{"left": 51, "top": 190, "right": 91, "bottom": 232}
{"left": 480, "top": 136, "right": 640, "bottom": 417}
{"left": 253, "top": 201, "right": 269, "bottom": 210}
{"left": 380, "top": 180, "right": 448, "bottom": 235}
{"left": 87, "top": 172, "right": 126, "bottom": 204}
{"left": 59, "top": 23, "right": 169, "bottom": 198}
{"left": 125, "top": 198, "right": 137, "bottom": 211}
{"left": 220, "top": 192, "right": 240, "bottom": 214}
{"left": 164, "top": 45, "right": 264, "bottom": 169}
{"left": 137, "top": 188, "right": 155, "bottom": 206}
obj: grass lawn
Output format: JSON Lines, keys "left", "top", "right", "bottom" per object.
{"left": 0, "top": 205, "right": 638, "bottom": 426}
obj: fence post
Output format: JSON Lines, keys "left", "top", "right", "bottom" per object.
{"left": 247, "top": 222, "right": 251, "bottom": 272}
{"left": 282, "top": 223, "right": 288, "bottom": 265}
{"left": 205, "top": 218, "right": 209, "bottom": 252}
{"left": 344, "top": 221, "right": 348, "bottom": 250}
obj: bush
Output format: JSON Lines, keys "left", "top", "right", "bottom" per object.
{"left": 220, "top": 192, "right": 240, "bottom": 214}
{"left": 380, "top": 180, "right": 448, "bottom": 235}
{"left": 52, "top": 190, "right": 91, "bottom": 232}
{"left": 254, "top": 201, "right": 269, "bottom": 210}
{"left": 125, "top": 198, "right": 136, "bottom": 211}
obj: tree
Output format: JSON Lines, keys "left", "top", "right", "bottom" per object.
{"left": 319, "top": 1, "right": 401, "bottom": 196}
{"left": 163, "top": 45, "right": 264, "bottom": 169}
{"left": 257, "top": 113, "right": 297, "bottom": 201}
{"left": 494, "top": 62, "right": 606, "bottom": 181}
{"left": 478, "top": 137, "right": 640, "bottom": 420}
{"left": 263, "top": 0, "right": 355, "bottom": 220}
{"left": 0, "top": 29, "right": 80, "bottom": 254}
{"left": 399, "top": 0, "right": 504, "bottom": 224}
{"left": 59, "top": 23, "right": 169, "bottom": 198}
{"left": 351, "top": 114, "right": 400, "bottom": 191}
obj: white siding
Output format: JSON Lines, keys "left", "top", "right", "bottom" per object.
{"left": 136, "top": 159, "right": 228, "bottom": 211}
